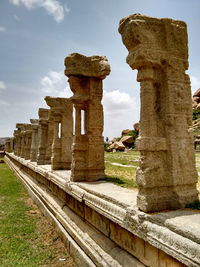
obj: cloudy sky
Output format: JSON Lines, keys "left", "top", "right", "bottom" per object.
{"left": 0, "top": 0, "right": 200, "bottom": 139}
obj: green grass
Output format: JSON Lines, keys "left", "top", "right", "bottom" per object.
{"left": 0, "top": 160, "right": 59, "bottom": 266}
{"left": 104, "top": 162, "right": 137, "bottom": 188}
{"left": 105, "top": 151, "right": 200, "bottom": 191}
{"left": 105, "top": 151, "right": 140, "bottom": 166}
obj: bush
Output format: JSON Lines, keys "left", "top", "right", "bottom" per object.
{"left": 193, "top": 109, "right": 200, "bottom": 120}
{"left": 104, "top": 142, "right": 109, "bottom": 151}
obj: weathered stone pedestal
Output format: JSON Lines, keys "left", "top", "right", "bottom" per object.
{"left": 30, "top": 119, "right": 39, "bottom": 162}
{"left": 5, "top": 138, "right": 13, "bottom": 153}
{"left": 119, "top": 14, "right": 199, "bottom": 212}
{"left": 24, "top": 124, "right": 32, "bottom": 160}
{"left": 15, "top": 123, "right": 24, "bottom": 157}
{"left": 65, "top": 53, "right": 110, "bottom": 181}
{"left": 37, "top": 108, "right": 49, "bottom": 165}
{"left": 45, "top": 96, "right": 73, "bottom": 170}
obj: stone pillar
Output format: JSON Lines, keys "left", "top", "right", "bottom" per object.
{"left": 30, "top": 119, "right": 39, "bottom": 162}
{"left": 65, "top": 53, "right": 110, "bottom": 181}
{"left": 5, "top": 138, "right": 14, "bottom": 153}
{"left": 15, "top": 123, "right": 24, "bottom": 156}
{"left": 13, "top": 130, "right": 18, "bottom": 155}
{"left": 44, "top": 111, "right": 54, "bottom": 164}
{"left": 37, "top": 108, "right": 49, "bottom": 165}
{"left": 119, "top": 14, "right": 198, "bottom": 212}
{"left": 45, "top": 96, "right": 73, "bottom": 170}
{"left": 24, "top": 124, "right": 32, "bottom": 160}
{"left": 20, "top": 124, "right": 27, "bottom": 158}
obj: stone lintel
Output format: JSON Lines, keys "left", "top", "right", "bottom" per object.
{"left": 30, "top": 119, "right": 39, "bottom": 125}
{"left": 64, "top": 53, "right": 111, "bottom": 79}
{"left": 45, "top": 96, "right": 71, "bottom": 111}
{"left": 38, "top": 108, "right": 49, "bottom": 120}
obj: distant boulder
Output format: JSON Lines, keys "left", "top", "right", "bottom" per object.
{"left": 107, "top": 141, "right": 125, "bottom": 152}
{"left": 133, "top": 122, "right": 140, "bottom": 132}
{"left": 192, "top": 88, "right": 200, "bottom": 109}
{"left": 120, "top": 135, "right": 133, "bottom": 146}
{"left": 121, "top": 129, "right": 131, "bottom": 136}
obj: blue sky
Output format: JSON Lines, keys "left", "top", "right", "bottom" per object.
{"left": 0, "top": 0, "right": 200, "bottom": 138}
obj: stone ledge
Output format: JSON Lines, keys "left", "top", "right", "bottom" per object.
{"left": 6, "top": 153, "right": 200, "bottom": 267}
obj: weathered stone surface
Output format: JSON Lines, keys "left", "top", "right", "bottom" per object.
{"left": 121, "top": 129, "right": 131, "bottom": 135}
{"left": 4, "top": 138, "right": 13, "bottom": 153}
{"left": 120, "top": 135, "right": 133, "bottom": 146}
{"left": 65, "top": 53, "right": 111, "bottom": 79}
{"left": 30, "top": 119, "right": 39, "bottom": 162}
{"left": 192, "top": 88, "right": 200, "bottom": 109}
{"left": 133, "top": 122, "right": 140, "bottom": 132}
{"left": 24, "top": 124, "right": 32, "bottom": 160}
{"left": 119, "top": 14, "right": 198, "bottom": 212}
{"left": 65, "top": 53, "right": 111, "bottom": 182}
{"left": 45, "top": 96, "right": 73, "bottom": 170}
{"left": 37, "top": 108, "right": 49, "bottom": 165}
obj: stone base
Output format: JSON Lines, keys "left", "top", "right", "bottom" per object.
{"left": 137, "top": 186, "right": 199, "bottom": 212}
{"left": 52, "top": 161, "right": 71, "bottom": 170}
{"left": 5, "top": 152, "right": 200, "bottom": 267}
{"left": 70, "top": 169, "right": 105, "bottom": 182}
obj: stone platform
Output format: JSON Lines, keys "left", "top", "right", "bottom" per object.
{"left": 5, "top": 152, "right": 200, "bottom": 267}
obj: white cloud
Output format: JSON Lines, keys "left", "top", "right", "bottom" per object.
{"left": 10, "top": 0, "right": 68, "bottom": 23}
{"left": 40, "top": 71, "right": 72, "bottom": 98}
{"left": 0, "top": 81, "right": 6, "bottom": 91}
{"left": 14, "top": 15, "right": 20, "bottom": 21}
{"left": 103, "top": 90, "right": 137, "bottom": 115}
{"left": 191, "top": 75, "right": 200, "bottom": 94}
{"left": 0, "top": 26, "right": 6, "bottom": 32}
{"left": 103, "top": 90, "right": 140, "bottom": 139}
{"left": 0, "top": 100, "right": 9, "bottom": 106}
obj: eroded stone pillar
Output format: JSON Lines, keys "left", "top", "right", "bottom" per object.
{"left": 5, "top": 138, "right": 13, "bottom": 152}
{"left": 45, "top": 96, "right": 73, "bottom": 170}
{"left": 20, "top": 124, "right": 28, "bottom": 158}
{"left": 37, "top": 108, "right": 49, "bottom": 165}
{"left": 15, "top": 123, "right": 24, "bottom": 157}
{"left": 24, "top": 124, "right": 32, "bottom": 160}
{"left": 45, "top": 111, "right": 54, "bottom": 164}
{"left": 30, "top": 119, "right": 39, "bottom": 162}
{"left": 13, "top": 130, "right": 18, "bottom": 155}
{"left": 65, "top": 53, "right": 110, "bottom": 181}
{"left": 119, "top": 14, "right": 198, "bottom": 212}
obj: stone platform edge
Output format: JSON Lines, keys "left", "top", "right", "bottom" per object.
{"left": 5, "top": 152, "right": 200, "bottom": 267}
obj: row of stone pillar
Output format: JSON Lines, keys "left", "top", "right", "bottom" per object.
{"left": 7, "top": 14, "right": 199, "bottom": 212}
{"left": 11, "top": 53, "right": 111, "bottom": 183}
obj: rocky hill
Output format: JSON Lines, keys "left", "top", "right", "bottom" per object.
{"left": 106, "top": 123, "right": 139, "bottom": 152}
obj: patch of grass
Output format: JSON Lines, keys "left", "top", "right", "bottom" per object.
{"left": 185, "top": 200, "right": 200, "bottom": 210}
{"left": 0, "top": 161, "right": 72, "bottom": 266}
{"left": 104, "top": 163, "right": 137, "bottom": 188}
{"left": 105, "top": 151, "right": 140, "bottom": 166}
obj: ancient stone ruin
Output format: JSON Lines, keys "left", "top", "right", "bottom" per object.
{"left": 65, "top": 53, "right": 110, "bottom": 181}
{"left": 45, "top": 96, "right": 73, "bottom": 170}
{"left": 3, "top": 16, "right": 200, "bottom": 267}
{"left": 119, "top": 14, "right": 198, "bottom": 212}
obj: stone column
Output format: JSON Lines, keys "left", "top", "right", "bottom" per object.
{"left": 15, "top": 123, "right": 24, "bottom": 156}
{"left": 20, "top": 124, "right": 27, "bottom": 158}
{"left": 119, "top": 14, "right": 198, "bottom": 212}
{"left": 44, "top": 111, "right": 54, "bottom": 164}
{"left": 30, "top": 119, "right": 39, "bottom": 162}
{"left": 24, "top": 124, "right": 32, "bottom": 160}
{"left": 45, "top": 96, "right": 73, "bottom": 170}
{"left": 37, "top": 108, "right": 49, "bottom": 165}
{"left": 65, "top": 53, "right": 110, "bottom": 182}
{"left": 13, "top": 130, "right": 18, "bottom": 155}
